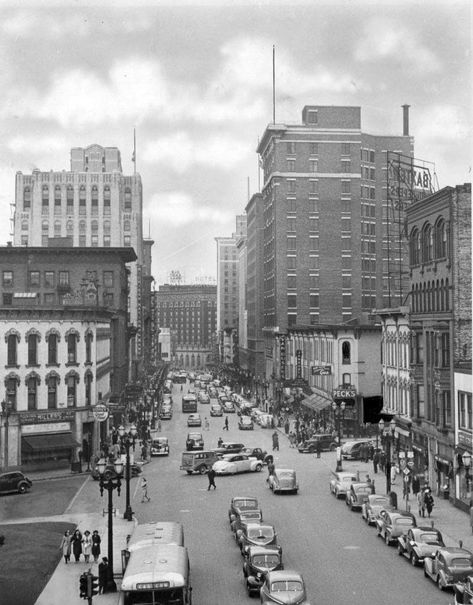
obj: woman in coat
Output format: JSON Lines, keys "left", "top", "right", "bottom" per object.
{"left": 82, "top": 530, "right": 92, "bottom": 564}
{"left": 91, "top": 530, "right": 101, "bottom": 563}
{"left": 71, "top": 529, "right": 83, "bottom": 562}
{"left": 59, "top": 529, "right": 72, "bottom": 564}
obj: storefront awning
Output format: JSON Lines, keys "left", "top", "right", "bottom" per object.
{"left": 22, "top": 433, "right": 80, "bottom": 452}
{"left": 301, "top": 393, "right": 332, "bottom": 412}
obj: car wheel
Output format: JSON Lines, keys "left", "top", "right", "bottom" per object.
{"left": 18, "top": 484, "right": 27, "bottom": 494}
{"left": 397, "top": 544, "right": 404, "bottom": 556}
{"left": 198, "top": 465, "right": 207, "bottom": 475}
{"left": 350, "top": 502, "right": 354, "bottom": 511}
{"left": 410, "top": 553, "right": 418, "bottom": 567}
{"left": 385, "top": 534, "right": 391, "bottom": 546}
{"left": 255, "top": 464, "right": 262, "bottom": 472}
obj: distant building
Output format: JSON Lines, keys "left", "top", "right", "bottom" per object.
{"left": 155, "top": 284, "right": 217, "bottom": 369}
{"left": 0, "top": 244, "right": 136, "bottom": 472}
{"left": 13, "top": 144, "right": 153, "bottom": 379}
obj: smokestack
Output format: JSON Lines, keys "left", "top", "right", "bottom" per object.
{"left": 402, "top": 104, "right": 410, "bottom": 136}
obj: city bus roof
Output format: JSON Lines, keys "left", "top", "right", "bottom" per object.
{"left": 121, "top": 545, "right": 189, "bottom": 591}
{"left": 127, "top": 522, "right": 184, "bottom": 552}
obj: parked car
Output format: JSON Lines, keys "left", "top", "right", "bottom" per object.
{"left": 260, "top": 570, "right": 311, "bottom": 605}
{"left": 186, "top": 432, "right": 204, "bottom": 451}
{"left": 376, "top": 509, "right": 417, "bottom": 545}
{"left": 243, "top": 546, "right": 284, "bottom": 597}
{"left": 345, "top": 482, "right": 374, "bottom": 511}
{"left": 453, "top": 575, "right": 473, "bottom": 604}
{"left": 259, "top": 414, "right": 274, "bottom": 428}
{"left": 212, "top": 453, "right": 263, "bottom": 475}
{"left": 150, "top": 437, "right": 169, "bottom": 456}
{"left": 160, "top": 405, "right": 173, "bottom": 420}
{"left": 91, "top": 461, "right": 141, "bottom": 481}
{"left": 241, "top": 447, "right": 273, "bottom": 465}
{"left": 212, "top": 442, "right": 245, "bottom": 455}
{"left": 298, "top": 434, "right": 338, "bottom": 453}
{"left": 238, "top": 415, "right": 254, "bottom": 430}
{"left": 0, "top": 471, "right": 32, "bottom": 495}
{"left": 187, "top": 413, "right": 202, "bottom": 427}
{"left": 361, "top": 495, "right": 393, "bottom": 526}
{"left": 329, "top": 471, "right": 357, "bottom": 499}
{"left": 237, "top": 522, "right": 280, "bottom": 555}
{"left": 180, "top": 450, "right": 219, "bottom": 475}
{"left": 228, "top": 496, "right": 261, "bottom": 523}
{"left": 397, "top": 526, "right": 445, "bottom": 566}
{"left": 231, "top": 508, "right": 264, "bottom": 535}
{"left": 210, "top": 403, "right": 223, "bottom": 417}
{"left": 341, "top": 440, "right": 374, "bottom": 460}
{"left": 268, "top": 469, "right": 298, "bottom": 495}
{"left": 424, "top": 547, "right": 473, "bottom": 591}
{"left": 222, "top": 401, "right": 235, "bottom": 413}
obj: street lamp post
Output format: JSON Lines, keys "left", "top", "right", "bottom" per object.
{"left": 379, "top": 418, "right": 396, "bottom": 494}
{"left": 118, "top": 424, "right": 137, "bottom": 521}
{"left": 462, "top": 451, "right": 471, "bottom": 498}
{"left": 332, "top": 401, "right": 346, "bottom": 472}
{"left": 97, "top": 458, "right": 124, "bottom": 593}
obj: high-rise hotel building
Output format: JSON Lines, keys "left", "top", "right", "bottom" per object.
{"left": 256, "top": 105, "right": 413, "bottom": 333}
{"left": 13, "top": 144, "right": 151, "bottom": 378}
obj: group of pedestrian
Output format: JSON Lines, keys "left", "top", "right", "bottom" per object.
{"left": 417, "top": 487, "right": 435, "bottom": 518}
{"left": 60, "top": 528, "right": 102, "bottom": 564}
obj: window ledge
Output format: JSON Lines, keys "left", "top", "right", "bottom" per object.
{"left": 66, "top": 362, "right": 80, "bottom": 367}
{"left": 5, "top": 364, "right": 20, "bottom": 369}
{"left": 84, "top": 361, "right": 93, "bottom": 367}
{"left": 46, "top": 363, "right": 61, "bottom": 367}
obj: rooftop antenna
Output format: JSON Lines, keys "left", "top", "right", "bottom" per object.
{"left": 272, "top": 45, "right": 276, "bottom": 124}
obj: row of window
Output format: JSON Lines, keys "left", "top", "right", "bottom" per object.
{"left": 23, "top": 184, "right": 133, "bottom": 212}
{"left": 286, "top": 293, "right": 353, "bottom": 309}
{"left": 285, "top": 142, "right": 355, "bottom": 156}
{"left": 17, "top": 235, "right": 131, "bottom": 247}
{"left": 23, "top": 219, "right": 130, "bottom": 233}
{"left": 286, "top": 180, "right": 352, "bottom": 194}
{"left": 2, "top": 270, "right": 115, "bottom": 289}
{"left": 2, "top": 292, "right": 115, "bottom": 307}
{"left": 411, "top": 280, "right": 450, "bottom": 314}
{"left": 409, "top": 219, "right": 447, "bottom": 265}
{"left": 6, "top": 331, "right": 92, "bottom": 367}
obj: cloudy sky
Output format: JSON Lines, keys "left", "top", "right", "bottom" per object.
{"left": 0, "top": 0, "right": 470, "bottom": 284}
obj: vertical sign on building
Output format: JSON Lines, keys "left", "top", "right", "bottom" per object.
{"left": 296, "top": 349, "right": 302, "bottom": 379}
{"left": 137, "top": 264, "right": 143, "bottom": 357}
{"left": 279, "top": 335, "right": 286, "bottom": 380}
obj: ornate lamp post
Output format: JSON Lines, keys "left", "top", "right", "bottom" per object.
{"left": 97, "top": 458, "right": 124, "bottom": 593}
{"left": 118, "top": 424, "right": 137, "bottom": 521}
{"left": 379, "top": 418, "right": 396, "bottom": 493}
{"left": 332, "top": 401, "right": 346, "bottom": 471}
{"left": 462, "top": 451, "right": 471, "bottom": 498}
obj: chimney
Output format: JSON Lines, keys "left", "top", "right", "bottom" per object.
{"left": 402, "top": 104, "right": 410, "bottom": 136}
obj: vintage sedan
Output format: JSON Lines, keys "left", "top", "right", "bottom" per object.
{"left": 376, "top": 510, "right": 417, "bottom": 546}
{"left": 329, "top": 471, "right": 357, "bottom": 499}
{"left": 160, "top": 405, "right": 173, "bottom": 420}
{"left": 0, "top": 471, "right": 32, "bottom": 495}
{"left": 361, "top": 495, "right": 393, "bottom": 525}
{"left": 397, "top": 526, "right": 445, "bottom": 566}
{"left": 212, "top": 442, "right": 245, "bottom": 455}
{"left": 228, "top": 496, "right": 260, "bottom": 523}
{"left": 210, "top": 403, "right": 223, "bottom": 417}
{"left": 237, "top": 522, "right": 280, "bottom": 555}
{"left": 260, "top": 570, "right": 311, "bottom": 605}
{"left": 424, "top": 547, "right": 473, "bottom": 591}
{"left": 222, "top": 400, "right": 236, "bottom": 413}
{"left": 241, "top": 447, "right": 273, "bottom": 465}
{"left": 243, "top": 546, "right": 284, "bottom": 597}
{"left": 150, "top": 437, "right": 169, "bottom": 457}
{"left": 198, "top": 391, "right": 210, "bottom": 404}
{"left": 231, "top": 508, "right": 264, "bottom": 535}
{"left": 268, "top": 469, "right": 298, "bottom": 495}
{"left": 453, "top": 575, "right": 473, "bottom": 604}
{"left": 212, "top": 453, "right": 263, "bottom": 475}
{"left": 345, "top": 482, "right": 374, "bottom": 511}
{"left": 238, "top": 415, "right": 254, "bottom": 430}
{"left": 298, "top": 434, "right": 338, "bottom": 453}
{"left": 187, "top": 413, "right": 202, "bottom": 427}
{"left": 185, "top": 432, "right": 204, "bottom": 451}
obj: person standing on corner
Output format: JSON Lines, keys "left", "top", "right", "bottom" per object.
{"left": 272, "top": 431, "right": 279, "bottom": 451}
{"left": 267, "top": 460, "right": 275, "bottom": 483}
{"left": 98, "top": 557, "right": 109, "bottom": 594}
{"left": 207, "top": 467, "right": 216, "bottom": 490}
{"left": 141, "top": 475, "right": 151, "bottom": 503}
{"left": 59, "top": 529, "right": 72, "bottom": 564}
{"left": 91, "top": 530, "right": 101, "bottom": 563}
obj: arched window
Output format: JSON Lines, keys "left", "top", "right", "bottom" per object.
{"left": 422, "top": 224, "right": 433, "bottom": 262}
{"left": 65, "top": 330, "right": 79, "bottom": 364}
{"left": 47, "top": 331, "right": 59, "bottom": 365}
{"left": 23, "top": 186, "right": 31, "bottom": 209}
{"left": 66, "top": 220, "right": 74, "bottom": 235}
{"left": 410, "top": 228, "right": 420, "bottom": 266}
{"left": 54, "top": 185, "right": 62, "bottom": 214}
{"left": 4, "top": 373, "right": 20, "bottom": 410}
{"left": 47, "top": 372, "right": 60, "bottom": 409}
{"left": 85, "top": 371, "right": 93, "bottom": 406}
{"left": 79, "top": 220, "right": 86, "bottom": 234}
{"left": 435, "top": 219, "right": 447, "bottom": 258}
{"left": 27, "top": 332, "right": 39, "bottom": 366}
{"left": 342, "top": 341, "right": 351, "bottom": 364}
{"left": 54, "top": 220, "right": 61, "bottom": 237}
{"left": 91, "top": 185, "right": 99, "bottom": 216}
{"left": 26, "top": 372, "right": 41, "bottom": 410}
{"left": 123, "top": 219, "right": 131, "bottom": 232}
{"left": 66, "top": 371, "right": 79, "bottom": 407}
{"left": 5, "top": 330, "right": 20, "bottom": 367}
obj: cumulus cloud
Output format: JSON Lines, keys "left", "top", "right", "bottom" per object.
{"left": 147, "top": 191, "right": 233, "bottom": 226}
{"left": 7, "top": 134, "right": 68, "bottom": 155}
{"left": 414, "top": 104, "right": 470, "bottom": 143}
{"left": 144, "top": 132, "right": 250, "bottom": 173}
{"left": 354, "top": 18, "right": 441, "bottom": 74}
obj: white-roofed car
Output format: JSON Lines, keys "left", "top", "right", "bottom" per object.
{"left": 212, "top": 453, "right": 263, "bottom": 475}
{"left": 260, "top": 570, "right": 311, "bottom": 604}
{"left": 268, "top": 469, "right": 299, "bottom": 495}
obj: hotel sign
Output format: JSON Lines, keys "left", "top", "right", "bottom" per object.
{"left": 279, "top": 335, "right": 286, "bottom": 381}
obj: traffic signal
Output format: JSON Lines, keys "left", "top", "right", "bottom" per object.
{"left": 89, "top": 574, "right": 99, "bottom": 597}
{"left": 79, "top": 573, "right": 88, "bottom": 599}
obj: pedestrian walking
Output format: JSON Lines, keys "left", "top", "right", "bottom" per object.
{"left": 379, "top": 450, "right": 386, "bottom": 473}
{"left": 91, "top": 530, "right": 101, "bottom": 563}
{"left": 98, "top": 557, "right": 109, "bottom": 594}
{"left": 59, "top": 529, "right": 72, "bottom": 564}
{"left": 223, "top": 416, "right": 229, "bottom": 431}
{"left": 372, "top": 450, "right": 379, "bottom": 474}
{"left": 272, "top": 431, "right": 279, "bottom": 451}
{"left": 204, "top": 417, "right": 210, "bottom": 430}
{"left": 71, "top": 529, "right": 83, "bottom": 562}
{"left": 417, "top": 490, "right": 425, "bottom": 517}
{"left": 157, "top": 419, "right": 162, "bottom": 432}
{"left": 82, "top": 530, "right": 92, "bottom": 564}
{"left": 141, "top": 442, "right": 148, "bottom": 462}
{"left": 411, "top": 474, "right": 420, "bottom": 496}
{"left": 217, "top": 436, "right": 223, "bottom": 447}
{"left": 423, "top": 489, "right": 434, "bottom": 518}
{"left": 207, "top": 467, "right": 216, "bottom": 490}
{"left": 141, "top": 476, "right": 151, "bottom": 502}
{"left": 267, "top": 460, "right": 275, "bottom": 483}
{"left": 315, "top": 440, "right": 321, "bottom": 459}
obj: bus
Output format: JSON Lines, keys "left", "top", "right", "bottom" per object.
{"left": 126, "top": 522, "right": 184, "bottom": 554}
{"left": 181, "top": 394, "right": 197, "bottom": 413}
{"left": 174, "top": 372, "right": 187, "bottom": 384}
{"left": 163, "top": 380, "right": 173, "bottom": 394}
{"left": 119, "top": 544, "right": 192, "bottom": 605}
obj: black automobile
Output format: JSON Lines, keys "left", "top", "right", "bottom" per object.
{"left": 237, "top": 522, "right": 281, "bottom": 555}
{"left": 231, "top": 509, "right": 263, "bottom": 535}
{"left": 212, "top": 442, "right": 245, "bottom": 456}
{"left": 186, "top": 432, "right": 204, "bottom": 451}
{"left": 297, "top": 434, "right": 338, "bottom": 453}
{"left": 0, "top": 471, "right": 32, "bottom": 495}
{"left": 243, "top": 546, "right": 284, "bottom": 597}
{"left": 240, "top": 447, "right": 273, "bottom": 465}
{"left": 228, "top": 496, "right": 261, "bottom": 523}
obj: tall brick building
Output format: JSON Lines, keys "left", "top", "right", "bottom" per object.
{"left": 256, "top": 105, "right": 414, "bottom": 336}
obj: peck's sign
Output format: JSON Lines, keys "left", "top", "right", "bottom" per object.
{"left": 333, "top": 388, "right": 356, "bottom": 399}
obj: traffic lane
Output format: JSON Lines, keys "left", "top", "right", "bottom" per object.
{"left": 269, "top": 450, "right": 451, "bottom": 605}
{"left": 0, "top": 475, "right": 87, "bottom": 520}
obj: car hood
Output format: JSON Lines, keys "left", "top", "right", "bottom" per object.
{"left": 247, "top": 535, "right": 276, "bottom": 547}
{"left": 415, "top": 543, "right": 443, "bottom": 557}
{"left": 265, "top": 591, "right": 306, "bottom": 604}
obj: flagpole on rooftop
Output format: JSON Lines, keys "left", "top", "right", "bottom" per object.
{"left": 132, "top": 128, "right": 136, "bottom": 175}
